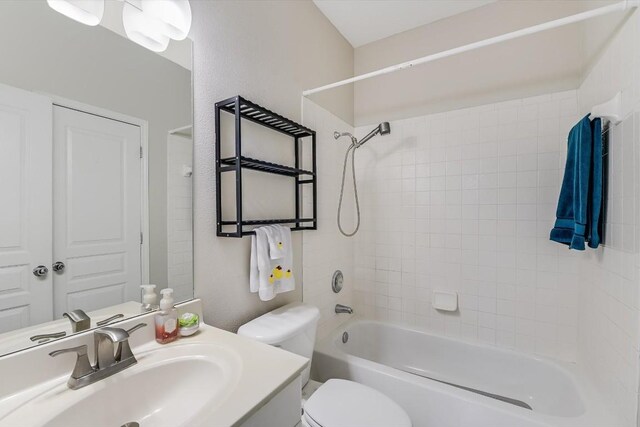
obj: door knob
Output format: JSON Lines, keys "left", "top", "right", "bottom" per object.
{"left": 52, "top": 261, "right": 66, "bottom": 273}
{"left": 33, "top": 265, "right": 49, "bottom": 277}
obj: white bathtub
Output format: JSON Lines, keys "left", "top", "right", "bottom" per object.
{"left": 312, "top": 319, "right": 619, "bottom": 427}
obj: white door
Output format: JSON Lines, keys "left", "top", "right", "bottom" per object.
{"left": 53, "top": 106, "right": 142, "bottom": 318}
{"left": 0, "top": 83, "right": 53, "bottom": 332}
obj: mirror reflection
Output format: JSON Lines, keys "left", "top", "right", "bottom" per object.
{"left": 0, "top": 1, "right": 193, "bottom": 355}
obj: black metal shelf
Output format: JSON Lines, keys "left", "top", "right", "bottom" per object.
{"left": 215, "top": 96, "right": 317, "bottom": 238}
{"left": 216, "top": 96, "right": 314, "bottom": 138}
{"left": 219, "top": 156, "right": 314, "bottom": 177}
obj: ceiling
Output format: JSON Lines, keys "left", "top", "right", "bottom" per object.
{"left": 312, "top": 0, "right": 495, "bottom": 47}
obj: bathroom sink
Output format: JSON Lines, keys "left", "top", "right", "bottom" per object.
{"left": 0, "top": 342, "right": 241, "bottom": 427}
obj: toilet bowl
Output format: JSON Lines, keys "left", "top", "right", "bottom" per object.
{"left": 302, "top": 378, "right": 411, "bottom": 427}
{"left": 237, "top": 302, "right": 412, "bottom": 427}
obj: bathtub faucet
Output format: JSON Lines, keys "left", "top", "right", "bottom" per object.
{"left": 335, "top": 304, "right": 353, "bottom": 314}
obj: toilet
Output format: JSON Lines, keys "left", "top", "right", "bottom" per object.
{"left": 238, "top": 302, "right": 412, "bottom": 427}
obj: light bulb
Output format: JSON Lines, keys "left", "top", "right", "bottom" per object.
{"left": 122, "top": 2, "right": 170, "bottom": 53}
{"left": 47, "top": 0, "right": 104, "bottom": 26}
{"left": 141, "top": 0, "right": 192, "bottom": 41}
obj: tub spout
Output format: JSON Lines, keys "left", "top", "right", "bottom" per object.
{"left": 335, "top": 304, "right": 353, "bottom": 314}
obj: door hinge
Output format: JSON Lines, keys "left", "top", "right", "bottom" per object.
{"left": 140, "top": 146, "right": 143, "bottom": 158}
{"left": 140, "top": 232, "right": 143, "bottom": 244}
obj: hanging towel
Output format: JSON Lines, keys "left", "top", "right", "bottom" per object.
{"left": 588, "top": 118, "right": 603, "bottom": 248}
{"left": 264, "top": 225, "right": 295, "bottom": 293}
{"left": 249, "top": 234, "right": 260, "bottom": 294}
{"left": 263, "top": 225, "right": 286, "bottom": 259}
{"left": 249, "top": 226, "right": 295, "bottom": 301}
{"left": 550, "top": 115, "right": 603, "bottom": 250}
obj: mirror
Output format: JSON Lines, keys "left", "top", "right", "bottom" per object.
{"left": 0, "top": 1, "right": 193, "bottom": 356}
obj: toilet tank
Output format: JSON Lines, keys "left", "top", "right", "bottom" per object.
{"left": 238, "top": 302, "right": 319, "bottom": 385}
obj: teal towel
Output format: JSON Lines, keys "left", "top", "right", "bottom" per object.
{"left": 550, "top": 115, "right": 603, "bottom": 250}
{"left": 587, "top": 118, "right": 602, "bottom": 248}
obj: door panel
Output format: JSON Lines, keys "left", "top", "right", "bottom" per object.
{"left": 0, "top": 83, "right": 53, "bottom": 332}
{"left": 53, "top": 106, "right": 141, "bottom": 318}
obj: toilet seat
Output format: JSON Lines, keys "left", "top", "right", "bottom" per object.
{"left": 303, "top": 379, "right": 412, "bottom": 427}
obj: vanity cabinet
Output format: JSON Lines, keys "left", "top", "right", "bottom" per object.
{"left": 241, "top": 375, "right": 302, "bottom": 427}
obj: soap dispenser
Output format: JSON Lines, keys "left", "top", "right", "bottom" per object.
{"left": 140, "top": 284, "right": 158, "bottom": 312}
{"left": 155, "top": 288, "right": 179, "bottom": 344}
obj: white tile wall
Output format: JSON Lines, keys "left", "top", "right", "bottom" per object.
{"left": 576, "top": 9, "right": 640, "bottom": 426}
{"left": 352, "top": 91, "right": 582, "bottom": 361}
{"left": 167, "top": 133, "right": 193, "bottom": 302}
{"left": 347, "top": 9, "right": 640, "bottom": 426}
{"left": 302, "top": 99, "right": 355, "bottom": 339}
{"left": 298, "top": 11, "right": 640, "bottom": 425}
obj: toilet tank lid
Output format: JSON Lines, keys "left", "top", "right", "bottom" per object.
{"left": 237, "top": 302, "right": 320, "bottom": 345}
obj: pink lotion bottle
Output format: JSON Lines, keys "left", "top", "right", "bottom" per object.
{"left": 155, "top": 288, "right": 179, "bottom": 344}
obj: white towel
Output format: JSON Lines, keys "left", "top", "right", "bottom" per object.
{"left": 264, "top": 225, "right": 286, "bottom": 259}
{"left": 267, "top": 225, "right": 295, "bottom": 293}
{"left": 249, "top": 226, "right": 295, "bottom": 301}
{"left": 249, "top": 234, "right": 260, "bottom": 293}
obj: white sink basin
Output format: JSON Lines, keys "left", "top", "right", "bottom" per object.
{"left": 0, "top": 343, "right": 241, "bottom": 427}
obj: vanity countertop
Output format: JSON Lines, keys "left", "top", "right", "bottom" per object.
{"left": 0, "top": 299, "right": 309, "bottom": 427}
{"left": 162, "top": 323, "right": 309, "bottom": 426}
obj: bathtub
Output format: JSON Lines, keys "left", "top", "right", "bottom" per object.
{"left": 312, "top": 319, "right": 619, "bottom": 427}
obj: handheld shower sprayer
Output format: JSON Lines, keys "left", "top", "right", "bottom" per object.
{"left": 334, "top": 122, "right": 391, "bottom": 237}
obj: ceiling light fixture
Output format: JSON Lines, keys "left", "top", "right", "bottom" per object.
{"left": 48, "top": 0, "right": 192, "bottom": 53}
{"left": 141, "top": 0, "right": 192, "bottom": 41}
{"left": 46, "top": 0, "right": 105, "bottom": 26}
{"left": 122, "top": 2, "right": 170, "bottom": 53}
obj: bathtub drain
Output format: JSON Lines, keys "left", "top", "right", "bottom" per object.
{"left": 342, "top": 332, "right": 349, "bottom": 343}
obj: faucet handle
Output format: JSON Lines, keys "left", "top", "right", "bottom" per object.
{"left": 49, "top": 345, "right": 94, "bottom": 381}
{"left": 117, "top": 323, "right": 147, "bottom": 361}
{"left": 96, "top": 313, "right": 124, "bottom": 327}
{"left": 126, "top": 322, "right": 147, "bottom": 335}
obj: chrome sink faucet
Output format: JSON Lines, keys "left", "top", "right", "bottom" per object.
{"left": 50, "top": 323, "right": 146, "bottom": 390}
{"left": 335, "top": 304, "right": 353, "bottom": 314}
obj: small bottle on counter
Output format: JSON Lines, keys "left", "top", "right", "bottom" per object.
{"left": 155, "top": 288, "right": 179, "bottom": 344}
{"left": 140, "top": 284, "right": 158, "bottom": 312}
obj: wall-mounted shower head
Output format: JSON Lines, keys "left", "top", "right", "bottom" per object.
{"left": 357, "top": 121, "right": 391, "bottom": 147}
{"left": 333, "top": 122, "right": 391, "bottom": 149}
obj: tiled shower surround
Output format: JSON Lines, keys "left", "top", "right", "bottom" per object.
{"left": 350, "top": 85, "right": 640, "bottom": 423}
{"left": 303, "top": 10, "right": 640, "bottom": 424}
{"left": 302, "top": 98, "right": 356, "bottom": 340}
{"left": 352, "top": 91, "right": 582, "bottom": 361}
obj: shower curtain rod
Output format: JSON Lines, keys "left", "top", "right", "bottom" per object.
{"left": 302, "top": 0, "right": 639, "bottom": 97}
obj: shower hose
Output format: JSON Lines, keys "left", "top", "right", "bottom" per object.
{"left": 337, "top": 142, "right": 360, "bottom": 237}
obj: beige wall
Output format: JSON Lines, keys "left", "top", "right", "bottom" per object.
{"left": 191, "top": 0, "right": 354, "bottom": 331}
{"left": 352, "top": 1, "right": 619, "bottom": 126}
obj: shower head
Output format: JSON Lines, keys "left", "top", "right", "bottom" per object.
{"left": 357, "top": 122, "right": 391, "bottom": 147}
{"left": 334, "top": 122, "right": 391, "bottom": 148}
